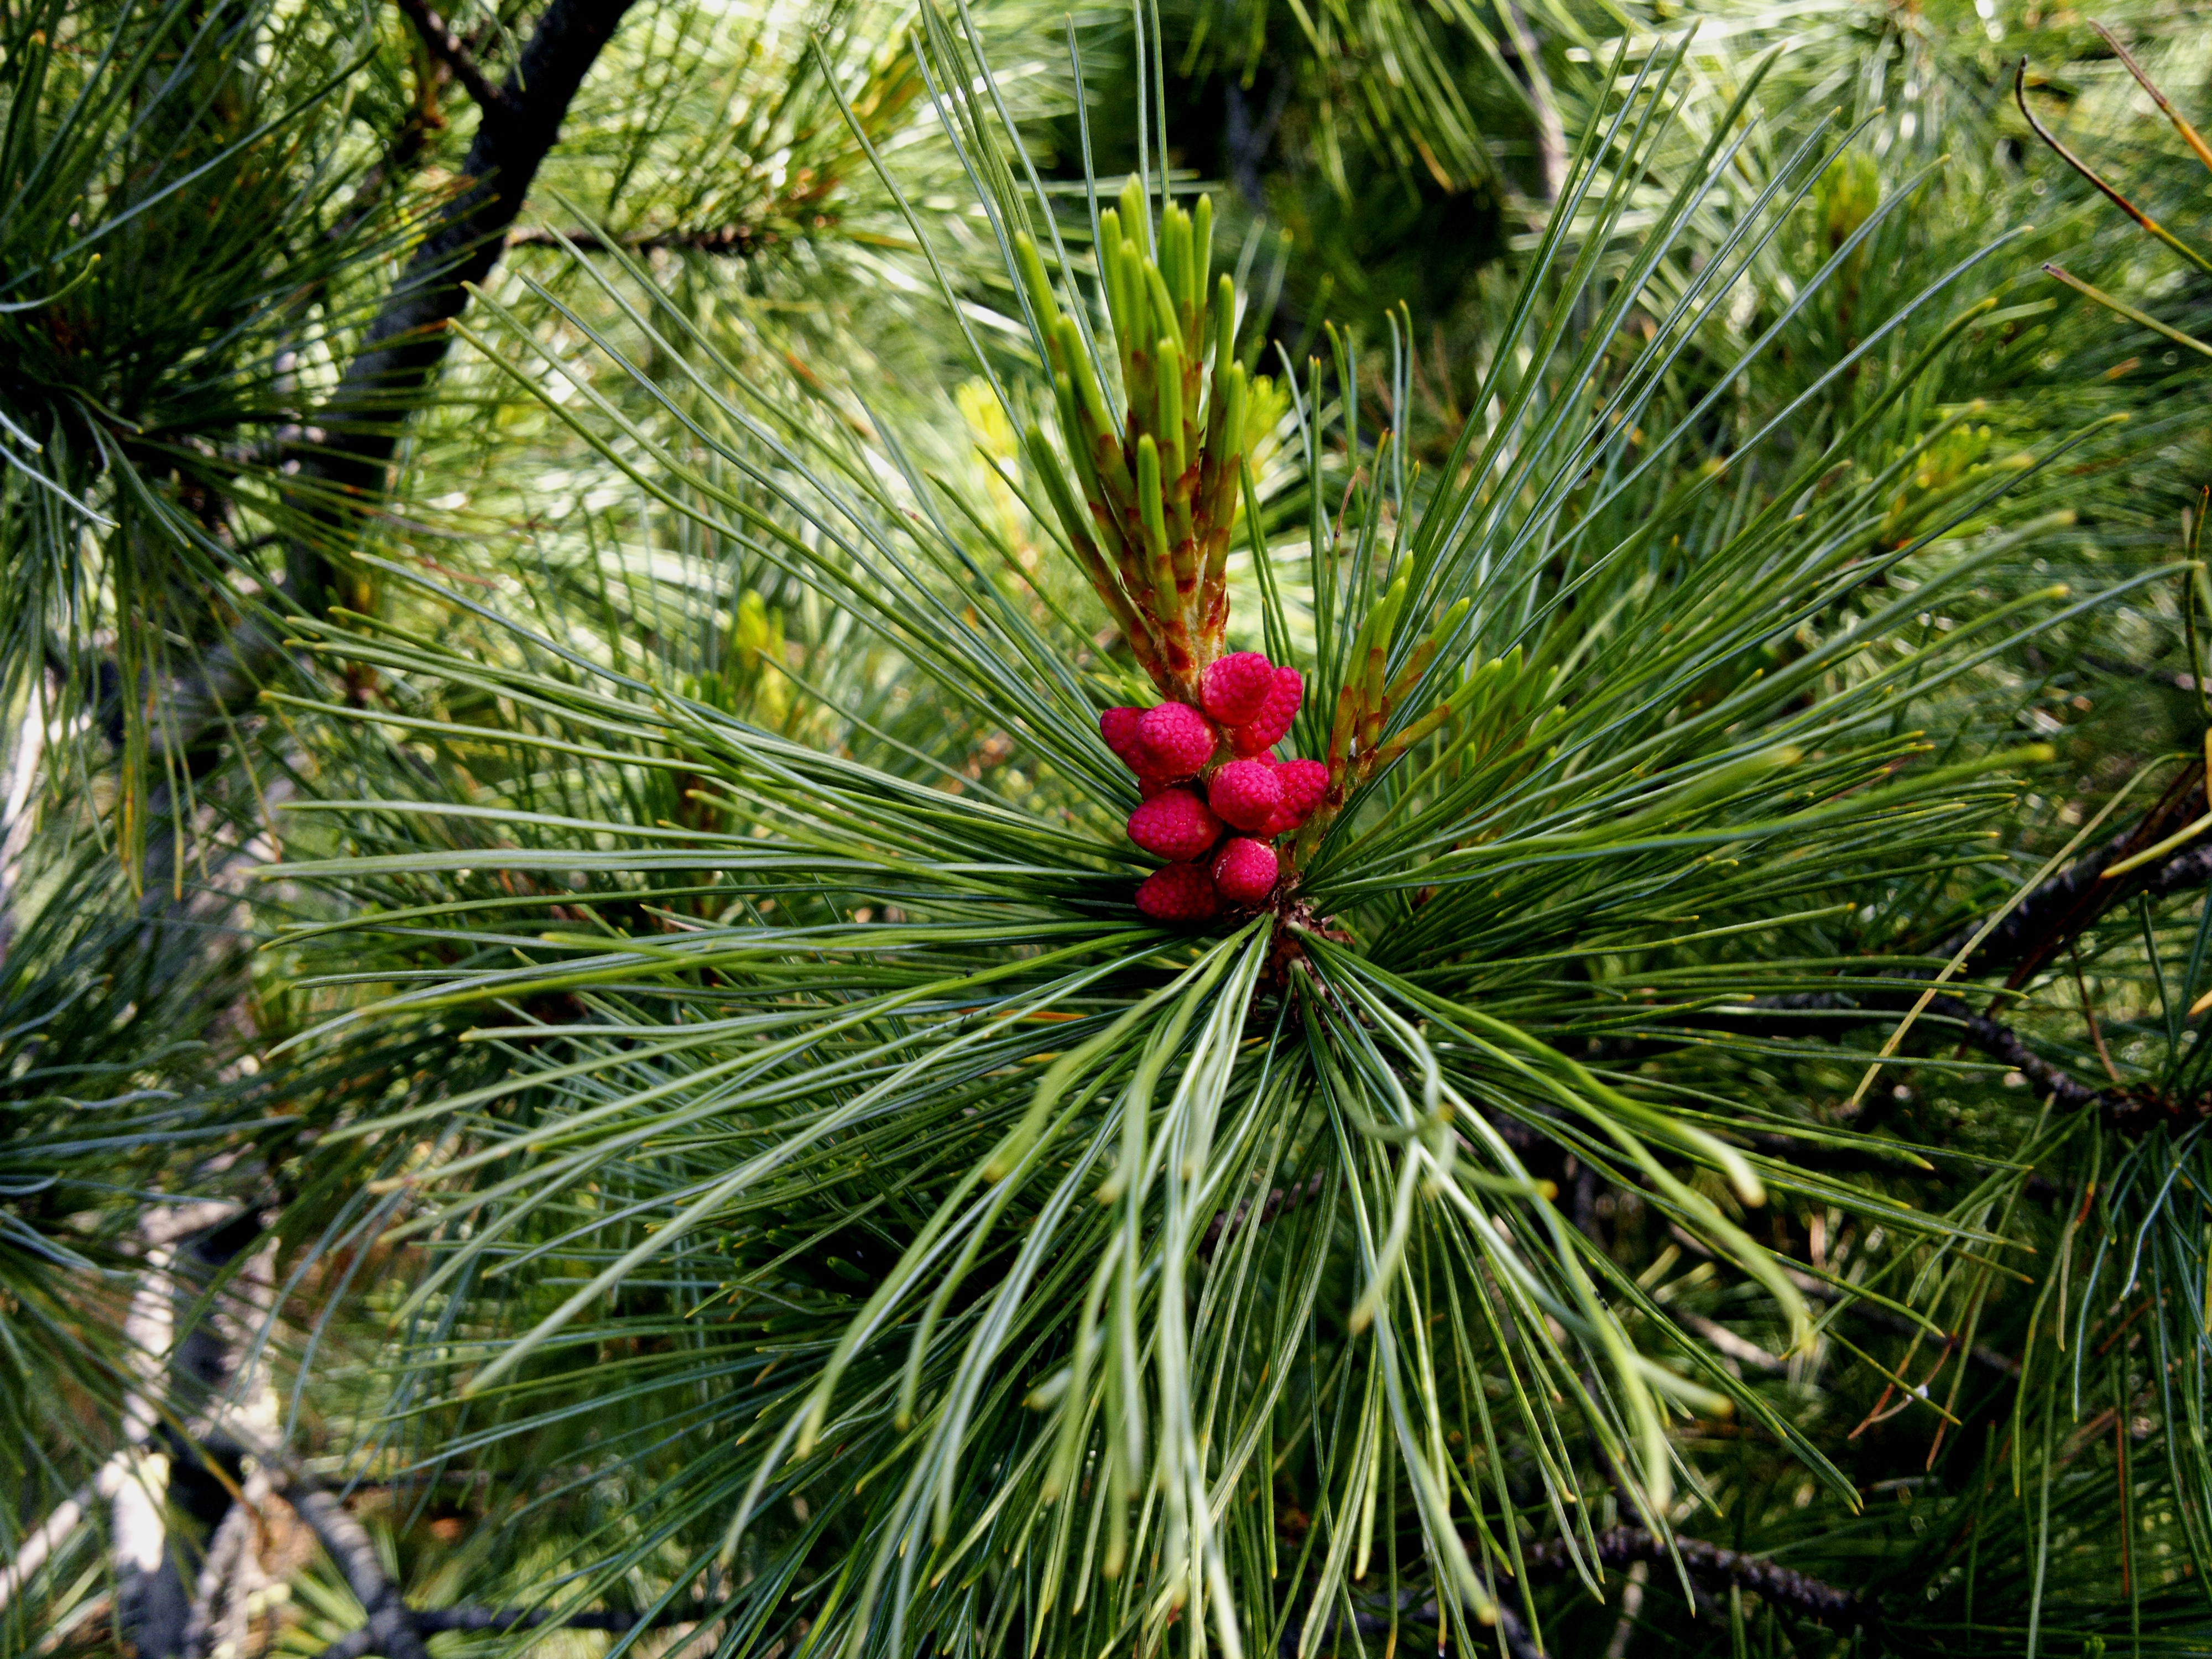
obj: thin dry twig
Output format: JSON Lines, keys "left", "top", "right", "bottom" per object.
{"left": 2070, "top": 946, "right": 2124, "bottom": 1085}
{"left": 2093, "top": 21, "right": 2212, "bottom": 174}
{"left": 2013, "top": 57, "right": 2212, "bottom": 280}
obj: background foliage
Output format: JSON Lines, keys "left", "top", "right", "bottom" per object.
{"left": 3, "top": 0, "right": 2211, "bottom": 1655}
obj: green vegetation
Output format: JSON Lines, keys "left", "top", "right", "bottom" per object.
{"left": 3, "top": 0, "right": 2210, "bottom": 1655}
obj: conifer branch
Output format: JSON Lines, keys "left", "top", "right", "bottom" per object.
{"left": 269, "top": 1464, "right": 431, "bottom": 1659}
{"left": 1288, "top": 1528, "right": 1861, "bottom": 1659}
{"left": 1932, "top": 763, "right": 2210, "bottom": 987}
{"left": 152, "top": 0, "right": 644, "bottom": 780}
{"left": 1660, "top": 768, "right": 2212, "bottom": 1130}
{"left": 290, "top": 0, "right": 644, "bottom": 595}
{"left": 1522, "top": 1528, "right": 1863, "bottom": 1625}
{"left": 1199, "top": 1169, "right": 1324, "bottom": 1256}
{"left": 1687, "top": 988, "right": 2185, "bottom": 1131}
{"left": 391, "top": 0, "right": 508, "bottom": 114}
{"left": 179, "top": 1500, "right": 257, "bottom": 1659}
{"left": 507, "top": 223, "right": 789, "bottom": 257}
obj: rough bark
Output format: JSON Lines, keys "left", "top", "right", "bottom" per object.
{"left": 0, "top": 678, "right": 45, "bottom": 962}
{"left": 1276, "top": 1527, "right": 1858, "bottom": 1659}
{"left": 0, "top": 1465, "right": 108, "bottom": 1614}
{"left": 270, "top": 1467, "right": 432, "bottom": 1659}
{"left": 1933, "top": 765, "right": 2209, "bottom": 986}
{"left": 179, "top": 1499, "right": 258, "bottom": 1659}
{"left": 84, "top": 19, "right": 648, "bottom": 1632}
{"left": 1520, "top": 1527, "right": 1861, "bottom": 1625}
{"left": 113, "top": 1203, "right": 255, "bottom": 1659}
{"left": 296, "top": 0, "right": 642, "bottom": 546}
{"left": 1622, "top": 771, "right": 2212, "bottom": 1133}
{"left": 392, "top": 0, "right": 507, "bottom": 114}
{"left": 158, "top": 0, "right": 645, "bottom": 770}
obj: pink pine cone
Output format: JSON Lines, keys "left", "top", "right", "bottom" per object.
{"left": 1212, "top": 838, "right": 1280, "bottom": 907}
{"left": 1135, "top": 863, "right": 1220, "bottom": 922}
{"left": 1127, "top": 788, "right": 1222, "bottom": 861}
{"left": 1262, "top": 758, "right": 1331, "bottom": 836}
{"left": 1208, "top": 758, "right": 1283, "bottom": 832}
{"left": 1232, "top": 667, "right": 1303, "bottom": 755}
{"left": 1202, "top": 652, "right": 1276, "bottom": 726}
{"left": 1100, "top": 706, "right": 1149, "bottom": 774}
{"left": 1138, "top": 701, "right": 1216, "bottom": 781}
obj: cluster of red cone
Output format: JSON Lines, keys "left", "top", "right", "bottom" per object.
{"left": 1101, "top": 653, "right": 1329, "bottom": 921}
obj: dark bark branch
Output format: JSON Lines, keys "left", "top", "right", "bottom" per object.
{"left": 1933, "top": 763, "right": 2207, "bottom": 987}
{"left": 1275, "top": 1592, "right": 1542, "bottom": 1659}
{"left": 332, "top": 65, "right": 451, "bottom": 239}
{"left": 154, "top": 0, "right": 643, "bottom": 775}
{"left": 1562, "top": 800, "right": 2212, "bottom": 1149}
{"left": 1925, "top": 991, "right": 2112, "bottom": 1112}
{"left": 1202, "top": 1170, "right": 1324, "bottom": 1258}
{"left": 1279, "top": 1526, "right": 1858, "bottom": 1658}
{"left": 392, "top": 0, "right": 508, "bottom": 114}
{"left": 179, "top": 1501, "right": 254, "bottom": 1659}
{"left": 1521, "top": 1527, "right": 1862, "bottom": 1626}
{"left": 114, "top": 1206, "right": 261, "bottom": 1659}
{"left": 1497, "top": 0, "right": 1565, "bottom": 205}
{"left": 1924, "top": 987, "right": 2190, "bottom": 1131}
{"left": 301, "top": 0, "right": 643, "bottom": 535}
{"left": 507, "top": 223, "right": 784, "bottom": 258}
{"left": 264, "top": 1465, "right": 430, "bottom": 1659}
{"left": 1626, "top": 770, "right": 2212, "bottom": 1138}
{"left": 1672, "top": 984, "right": 2189, "bottom": 1133}
{"left": 220, "top": 1439, "right": 711, "bottom": 1659}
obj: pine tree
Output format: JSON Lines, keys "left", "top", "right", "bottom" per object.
{"left": 4, "top": 2, "right": 2211, "bottom": 1657}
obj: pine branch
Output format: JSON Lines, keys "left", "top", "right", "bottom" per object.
{"left": 1497, "top": 0, "right": 1566, "bottom": 205}
{"left": 1285, "top": 1527, "right": 1860, "bottom": 1659}
{"left": 320, "top": 46, "right": 456, "bottom": 257}
{"left": 1924, "top": 990, "right": 2111, "bottom": 1112}
{"left": 0, "top": 1464, "right": 109, "bottom": 1613}
{"left": 1933, "top": 764, "right": 2209, "bottom": 987}
{"left": 1200, "top": 1169, "right": 1324, "bottom": 1256}
{"left": 114, "top": 1203, "right": 257, "bottom": 1659}
{"left": 1683, "top": 987, "right": 2179, "bottom": 1131}
{"left": 263, "top": 1464, "right": 429, "bottom": 1659}
{"left": 1522, "top": 1528, "right": 1863, "bottom": 1626}
{"left": 507, "top": 223, "right": 784, "bottom": 257}
{"left": 153, "top": 0, "right": 645, "bottom": 774}
{"left": 1276, "top": 1593, "right": 1542, "bottom": 1659}
{"left": 228, "top": 1442, "right": 709, "bottom": 1659}
{"left": 1635, "top": 770, "right": 2212, "bottom": 1134}
{"left": 303, "top": 0, "right": 643, "bottom": 529}
{"left": 179, "top": 1501, "right": 255, "bottom": 1659}
{"left": 1745, "top": 975, "right": 2195, "bottom": 1124}
{"left": 390, "top": 0, "right": 508, "bottom": 114}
